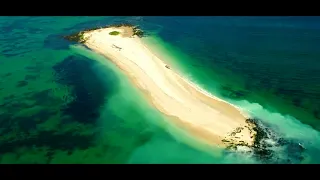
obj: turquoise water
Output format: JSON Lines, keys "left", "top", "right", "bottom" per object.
{"left": 0, "top": 16, "right": 320, "bottom": 163}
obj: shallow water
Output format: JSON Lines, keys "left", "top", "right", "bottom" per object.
{"left": 0, "top": 16, "right": 319, "bottom": 163}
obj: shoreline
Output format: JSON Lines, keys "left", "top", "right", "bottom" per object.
{"left": 140, "top": 37, "right": 250, "bottom": 117}
{"left": 141, "top": 37, "right": 252, "bottom": 121}
{"left": 65, "top": 25, "right": 257, "bottom": 149}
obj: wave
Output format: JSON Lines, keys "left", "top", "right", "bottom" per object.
{"left": 227, "top": 99, "right": 320, "bottom": 163}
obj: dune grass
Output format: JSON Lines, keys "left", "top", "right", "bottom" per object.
{"left": 109, "top": 31, "right": 120, "bottom": 36}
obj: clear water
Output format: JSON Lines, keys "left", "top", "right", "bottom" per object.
{"left": 0, "top": 16, "right": 319, "bottom": 163}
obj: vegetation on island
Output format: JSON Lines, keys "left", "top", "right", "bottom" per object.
{"left": 109, "top": 31, "right": 120, "bottom": 35}
{"left": 106, "top": 23, "right": 145, "bottom": 37}
{"left": 63, "top": 23, "right": 146, "bottom": 43}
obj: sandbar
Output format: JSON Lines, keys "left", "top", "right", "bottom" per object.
{"left": 76, "top": 26, "right": 256, "bottom": 149}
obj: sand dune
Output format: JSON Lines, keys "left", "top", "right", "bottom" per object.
{"left": 82, "top": 27, "right": 256, "bottom": 148}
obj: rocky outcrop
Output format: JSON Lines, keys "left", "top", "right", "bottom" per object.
{"left": 63, "top": 23, "right": 146, "bottom": 43}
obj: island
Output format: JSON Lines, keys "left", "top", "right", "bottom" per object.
{"left": 64, "top": 24, "right": 262, "bottom": 151}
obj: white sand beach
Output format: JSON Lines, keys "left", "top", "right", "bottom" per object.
{"left": 82, "top": 26, "right": 256, "bottom": 148}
